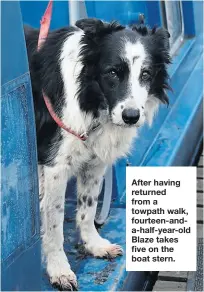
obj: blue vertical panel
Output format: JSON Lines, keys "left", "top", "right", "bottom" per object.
{"left": 85, "top": 1, "right": 147, "bottom": 25}
{"left": 1, "top": 1, "right": 41, "bottom": 290}
{"left": 145, "top": 1, "right": 162, "bottom": 27}
{"left": 20, "top": 0, "right": 69, "bottom": 29}
{"left": 85, "top": 0, "right": 162, "bottom": 26}
{"left": 182, "top": 1, "right": 195, "bottom": 37}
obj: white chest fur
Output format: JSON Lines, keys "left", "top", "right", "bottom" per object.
{"left": 53, "top": 123, "right": 137, "bottom": 178}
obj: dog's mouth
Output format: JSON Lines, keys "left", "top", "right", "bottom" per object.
{"left": 111, "top": 120, "right": 140, "bottom": 128}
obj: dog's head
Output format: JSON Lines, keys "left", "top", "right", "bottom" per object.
{"left": 76, "top": 18, "right": 171, "bottom": 128}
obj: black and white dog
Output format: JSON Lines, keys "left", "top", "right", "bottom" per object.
{"left": 24, "top": 18, "right": 171, "bottom": 290}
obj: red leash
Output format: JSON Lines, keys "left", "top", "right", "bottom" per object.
{"left": 37, "top": 0, "right": 53, "bottom": 50}
{"left": 37, "top": 0, "right": 87, "bottom": 141}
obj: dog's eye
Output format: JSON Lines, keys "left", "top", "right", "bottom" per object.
{"left": 141, "top": 70, "right": 151, "bottom": 81}
{"left": 108, "top": 70, "right": 118, "bottom": 78}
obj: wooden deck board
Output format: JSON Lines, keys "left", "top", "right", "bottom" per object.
{"left": 154, "top": 152, "right": 203, "bottom": 291}
{"left": 197, "top": 193, "right": 203, "bottom": 205}
{"left": 197, "top": 207, "right": 203, "bottom": 222}
{"left": 158, "top": 271, "right": 188, "bottom": 278}
{"left": 197, "top": 179, "right": 203, "bottom": 192}
{"left": 197, "top": 167, "right": 203, "bottom": 178}
{"left": 198, "top": 157, "right": 203, "bottom": 167}
{"left": 197, "top": 223, "right": 203, "bottom": 238}
{"left": 154, "top": 280, "right": 187, "bottom": 291}
{"left": 188, "top": 154, "right": 203, "bottom": 290}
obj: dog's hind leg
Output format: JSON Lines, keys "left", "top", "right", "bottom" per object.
{"left": 76, "top": 162, "right": 123, "bottom": 258}
{"left": 39, "top": 165, "right": 77, "bottom": 291}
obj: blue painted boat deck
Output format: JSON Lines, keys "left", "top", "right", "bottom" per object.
{"left": 42, "top": 203, "right": 127, "bottom": 291}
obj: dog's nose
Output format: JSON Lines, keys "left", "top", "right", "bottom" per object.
{"left": 122, "top": 108, "right": 140, "bottom": 125}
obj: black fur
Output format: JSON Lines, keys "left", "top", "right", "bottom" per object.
{"left": 76, "top": 19, "right": 171, "bottom": 117}
{"left": 24, "top": 25, "right": 79, "bottom": 165}
{"left": 24, "top": 19, "right": 171, "bottom": 164}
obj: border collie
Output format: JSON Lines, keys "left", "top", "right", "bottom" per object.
{"left": 24, "top": 18, "right": 171, "bottom": 290}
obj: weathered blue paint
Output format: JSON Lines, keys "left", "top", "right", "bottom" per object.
{"left": 42, "top": 204, "right": 136, "bottom": 291}
{"left": 1, "top": 1, "right": 41, "bottom": 290}
{"left": 2, "top": 1, "right": 28, "bottom": 85}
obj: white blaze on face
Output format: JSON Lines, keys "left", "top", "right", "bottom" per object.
{"left": 126, "top": 41, "right": 148, "bottom": 101}
{"left": 111, "top": 40, "right": 149, "bottom": 127}
{"left": 125, "top": 40, "right": 148, "bottom": 125}
{"left": 125, "top": 41, "right": 161, "bottom": 127}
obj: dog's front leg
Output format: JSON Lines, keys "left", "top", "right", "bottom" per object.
{"left": 76, "top": 162, "right": 123, "bottom": 258}
{"left": 39, "top": 165, "right": 77, "bottom": 291}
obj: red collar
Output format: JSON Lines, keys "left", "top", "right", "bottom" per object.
{"left": 37, "top": 0, "right": 88, "bottom": 141}
{"left": 43, "top": 93, "right": 88, "bottom": 141}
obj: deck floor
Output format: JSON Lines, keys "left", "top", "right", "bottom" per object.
{"left": 153, "top": 152, "right": 203, "bottom": 291}
{"left": 42, "top": 153, "right": 203, "bottom": 291}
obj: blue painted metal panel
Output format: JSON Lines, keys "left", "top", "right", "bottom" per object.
{"left": 1, "top": 1, "right": 28, "bottom": 85}
{"left": 145, "top": 1, "right": 162, "bottom": 27}
{"left": 85, "top": 1, "right": 147, "bottom": 25}
{"left": 85, "top": 1, "right": 162, "bottom": 26}
{"left": 20, "top": 0, "right": 69, "bottom": 29}
{"left": 182, "top": 1, "right": 195, "bottom": 37}
{"left": 1, "top": 1, "right": 41, "bottom": 290}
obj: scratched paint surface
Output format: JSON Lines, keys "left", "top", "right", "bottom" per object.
{"left": 1, "top": 2, "right": 41, "bottom": 290}
{"left": 42, "top": 203, "right": 127, "bottom": 291}
{"left": 1, "top": 75, "right": 39, "bottom": 260}
{"left": 1, "top": 74, "right": 40, "bottom": 289}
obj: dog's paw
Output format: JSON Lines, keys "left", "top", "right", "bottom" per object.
{"left": 51, "top": 272, "right": 77, "bottom": 291}
{"left": 47, "top": 251, "right": 78, "bottom": 291}
{"left": 85, "top": 239, "right": 123, "bottom": 258}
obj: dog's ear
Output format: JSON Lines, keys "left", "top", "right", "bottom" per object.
{"left": 151, "top": 27, "right": 171, "bottom": 51}
{"left": 148, "top": 26, "right": 171, "bottom": 65}
{"left": 75, "top": 18, "right": 104, "bottom": 34}
{"left": 76, "top": 18, "right": 124, "bottom": 37}
{"left": 132, "top": 24, "right": 170, "bottom": 55}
